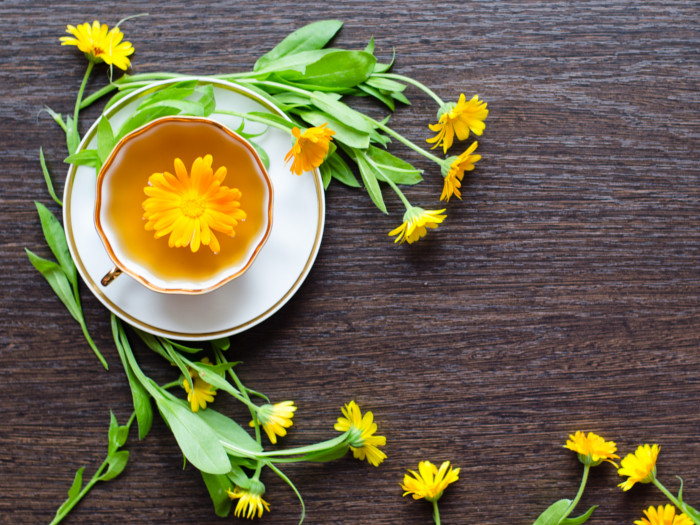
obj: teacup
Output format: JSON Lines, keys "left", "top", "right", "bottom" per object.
{"left": 95, "top": 116, "right": 273, "bottom": 294}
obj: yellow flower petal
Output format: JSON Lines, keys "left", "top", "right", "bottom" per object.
{"left": 250, "top": 401, "right": 297, "bottom": 444}
{"left": 563, "top": 431, "right": 619, "bottom": 467}
{"left": 427, "top": 94, "right": 488, "bottom": 154}
{"left": 60, "top": 20, "right": 134, "bottom": 70}
{"left": 634, "top": 504, "right": 694, "bottom": 525}
{"left": 284, "top": 124, "right": 335, "bottom": 175}
{"left": 334, "top": 400, "right": 386, "bottom": 466}
{"left": 401, "top": 460, "right": 460, "bottom": 502}
{"left": 618, "top": 444, "right": 660, "bottom": 491}
{"left": 389, "top": 207, "right": 446, "bottom": 244}
{"left": 142, "top": 155, "right": 246, "bottom": 253}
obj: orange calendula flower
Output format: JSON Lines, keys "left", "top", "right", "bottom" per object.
{"left": 401, "top": 461, "right": 460, "bottom": 502}
{"left": 226, "top": 482, "right": 270, "bottom": 520}
{"left": 427, "top": 94, "right": 488, "bottom": 154}
{"left": 60, "top": 20, "right": 135, "bottom": 70}
{"left": 182, "top": 358, "right": 217, "bottom": 412}
{"left": 634, "top": 504, "right": 694, "bottom": 525}
{"left": 389, "top": 207, "right": 447, "bottom": 244}
{"left": 440, "top": 141, "right": 481, "bottom": 202}
{"left": 142, "top": 155, "right": 246, "bottom": 254}
{"left": 334, "top": 400, "right": 387, "bottom": 466}
{"left": 564, "top": 431, "right": 619, "bottom": 467}
{"left": 618, "top": 443, "right": 660, "bottom": 491}
{"left": 284, "top": 124, "right": 335, "bottom": 175}
{"left": 250, "top": 401, "right": 297, "bottom": 444}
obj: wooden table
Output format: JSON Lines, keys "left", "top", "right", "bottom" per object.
{"left": 2, "top": 1, "right": 698, "bottom": 523}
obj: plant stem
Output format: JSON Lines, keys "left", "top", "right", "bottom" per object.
{"left": 73, "top": 61, "right": 94, "bottom": 138}
{"left": 374, "top": 169, "right": 413, "bottom": 210}
{"left": 373, "top": 72, "right": 445, "bottom": 106}
{"left": 561, "top": 463, "right": 590, "bottom": 523}
{"left": 79, "top": 318, "right": 109, "bottom": 370}
{"left": 49, "top": 458, "right": 109, "bottom": 525}
{"left": 214, "top": 109, "right": 293, "bottom": 133}
{"left": 370, "top": 116, "right": 445, "bottom": 165}
{"left": 432, "top": 499, "right": 441, "bottom": 525}
{"left": 652, "top": 477, "right": 700, "bottom": 523}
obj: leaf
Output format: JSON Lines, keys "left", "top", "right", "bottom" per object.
{"left": 43, "top": 106, "right": 68, "bottom": 132}
{"left": 561, "top": 505, "right": 597, "bottom": 525}
{"left": 364, "top": 36, "right": 375, "bottom": 54}
{"left": 99, "top": 450, "right": 129, "bottom": 481}
{"left": 309, "top": 91, "right": 375, "bottom": 133}
{"left": 64, "top": 149, "right": 100, "bottom": 168}
{"left": 25, "top": 249, "right": 82, "bottom": 323}
{"left": 353, "top": 151, "right": 387, "bottom": 214}
{"left": 532, "top": 499, "right": 572, "bottom": 525}
{"left": 373, "top": 47, "right": 396, "bottom": 73}
{"left": 65, "top": 115, "right": 80, "bottom": 155}
{"left": 155, "top": 396, "right": 231, "bottom": 474}
{"left": 255, "top": 20, "right": 343, "bottom": 71}
{"left": 272, "top": 92, "right": 312, "bottom": 109}
{"left": 249, "top": 140, "right": 270, "bottom": 171}
{"left": 320, "top": 152, "right": 360, "bottom": 189}
{"left": 245, "top": 111, "right": 297, "bottom": 131}
{"left": 137, "top": 81, "right": 198, "bottom": 107}
{"left": 295, "top": 109, "right": 370, "bottom": 149}
{"left": 116, "top": 106, "right": 181, "bottom": 141}
{"left": 197, "top": 84, "right": 216, "bottom": 117}
{"left": 96, "top": 116, "right": 115, "bottom": 165}
{"left": 54, "top": 467, "right": 85, "bottom": 517}
{"left": 210, "top": 337, "right": 230, "bottom": 351}
{"left": 34, "top": 202, "right": 77, "bottom": 286}
{"left": 254, "top": 49, "right": 335, "bottom": 75}
{"left": 201, "top": 472, "right": 233, "bottom": 517}
{"left": 279, "top": 50, "right": 376, "bottom": 89}
{"left": 357, "top": 83, "right": 395, "bottom": 111}
{"left": 107, "top": 411, "right": 129, "bottom": 455}
{"left": 39, "top": 148, "right": 63, "bottom": 206}
{"left": 366, "top": 76, "right": 406, "bottom": 93}
{"left": 195, "top": 407, "right": 262, "bottom": 454}
{"left": 226, "top": 464, "right": 252, "bottom": 488}
{"left": 364, "top": 145, "right": 423, "bottom": 185}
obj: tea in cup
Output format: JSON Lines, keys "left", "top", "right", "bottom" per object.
{"left": 95, "top": 116, "right": 273, "bottom": 294}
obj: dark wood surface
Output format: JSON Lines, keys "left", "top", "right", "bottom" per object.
{"left": 2, "top": 1, "right": 698, "bottom": 523}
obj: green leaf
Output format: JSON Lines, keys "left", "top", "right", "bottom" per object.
{"left": 255, "top": 49, "right": 335, "bottom": 75}
{"left": 365, "top": 145, "right": 422, "bottom": 185}
{"left": 137, "top": 81, "right": 197, "bottom": 107}
{"left": 64, "top": 149, "right": 100, "bottom": 168}
{"left": 320, "top": 152, "right": 360, "bottom": 189}
{"left": 246, "top": 111, "right": 297, "bottom": 131}
{"left": 201, "top": 472, "right": 233, "bottom": 517}
{"left": 366, "top": 76, "right": 406, "bottom": 93}
{"left": 357, "top": 83, "right": 395, "bottom": 111}
{"left": 43, "top": 106, "right": 68, "bottom": 133}
{"left": 65, "top": 115, "right": 80, "bottom": 155}
{"left": 104, "top": 86, "right": 140, "bottom": 110}
{"left": 301, "top": 444, "right": 350, "bottom": 462}
{"left": 255, "top": 20, "right": 343, "bottom": 71}
{"left": 197, "top": 84, "right": 216, "bottom": 117}
{"left": 561, "top": 505, "right": 597, "bottom": 525}
{"left": 295, "top": 109, "right": 370, "bottom": 150}
{"left": 54, "top": 466, "right": 84, "bottom": 517}
{"left": 309, "top": 90, "right": 375, "bottom": 133}
{"left": 96, "top": 116, "right": 115, "bottom": 165}
{"left": 99, "top": 450, "right": 129, "bottom": 481}
{"left": 272, "top": 92, "right": 312, "bottom": 109}
{"left": 364, "top": 36, "right": 375, "bottom": 55}
{"left": 34, "top": 202, "right": 77, "bottom": 286}
{"left": 155, "top": 396, "right": 231, "bottom": 474}
{"left": 116, "top": 106, "right": 181, "bottom": 141}
{"left": 107, "top": 411, "right": 129, "bottom": 455}
{"left": 279, "top": 50, "right": 376, "bottom": 89}
{"left": 391, "top": 90, "right": 411, "bottom": 106}
{"left": 210, "top": 337, "right": 230, "bottom": 351}
{"left": 353, "top": 151, "right": 387, "bottom": 214}
{"left": 373, "top": 47, "right": 396, "bottom": 73}
{"left": 226, "top": 463, "right": 252, "bottom": 488}
{"left": 249, "top": 140, "right": 270, "bottom": 171}
{"left": 39, "top": 148, "right": 63, "bottom": 206}
{"left": 25, "top": 249, "right": 82, "bottom": 323}
{"left": 533, "top": 499, "right": 572, "bottom": 525}
{"left": 195, "top": 407, "right": 262, "bottom": 454}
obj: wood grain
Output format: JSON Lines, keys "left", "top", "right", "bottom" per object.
{"left": 1, "top": 1, "right": 698, "bottom": 524}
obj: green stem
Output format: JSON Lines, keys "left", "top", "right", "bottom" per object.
{"left": 375, "top": 169, "right": 412, "bottom": 210}
{"left": 49, "top": 458, "right": 109, "bottom": 525}
{"left": 561, "top": 463, "right": 590, "bottom": 523}
{"left": 432, "top": 499, "right": 441, "bottom": 525}
{"left": 370, "top": 117, "right": 445, "bottom": 165}
{"left": 214, "top": 109, "right": 293, "bottom": 133}
{"left": 79, "top": 317, "right": 109, "bottom": 370}
{"left": 373, "top": 72, "right": 445, "bottom": 106}
{"left": 73, "top": 61, "right": 94, "bottom": 137}
{"left": 160, "top": 380, "right": 181, "bottom": 390}
{"left": 264, "top": 460, "right": 306, "bottom": 525}
{"left": 652, "top": 477, "right": 699, "bottom": 522}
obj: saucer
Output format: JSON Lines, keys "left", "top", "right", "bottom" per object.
{"left": 63, "top": 77, "right": 325, "bottom": 340}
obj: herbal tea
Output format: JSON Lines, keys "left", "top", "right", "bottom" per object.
{"left": 96, "top": 117, "right": 272, "bottom": 292}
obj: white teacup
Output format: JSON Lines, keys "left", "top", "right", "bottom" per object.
{"left": 95, "top": 116, "right": 273, "bottom": 295}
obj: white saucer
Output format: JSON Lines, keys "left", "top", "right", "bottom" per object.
{"left": 63, "top": 77, "right": 325, "bottom": 340}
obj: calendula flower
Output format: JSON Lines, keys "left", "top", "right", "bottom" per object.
{"left": 60, "top": 21, "right": 135, "bottom": 70}
{"left": 618, "top": 444, "right": 660, "bottom": 491}
{"left": 564, "top": 431, "right": 619, "bottom": 467}
{"left": 334, "top": 400, "right": 386, "bottom": 466}
{"left": 401, "top": 461, "right": 460, "bottom": 502}
{"left": 427, "top": 94, "right": 488, "bottom": 153}
{"left": 284, "top": 124, "right": 335, "bottom": 175}
{"left": 226, "top": 481, "right": 270, "bottom": 520}
{"left": 142, "top": 154, "right": 246, "bottom": 254}
{"left": 250, "top": 401, "right": 297, "bottom": 444}
{"left": 182, "top": 359, "right": 217, "bottom": 412}
{"left": 389, "top": 206, "right": 447, "bottom": 244}
{"left": 634, "top": 504, "right": 694, "bottom": 525}
{"left": 440, "top": 141, "right": 481, "bottom": 202}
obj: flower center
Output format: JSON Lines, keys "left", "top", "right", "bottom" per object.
{"left": 180, "top": 194, "right": 206, "bottom": 218}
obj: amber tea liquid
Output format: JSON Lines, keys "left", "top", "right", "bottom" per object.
{"left": 100, "top": 119, "right": 268, "bottom": 284}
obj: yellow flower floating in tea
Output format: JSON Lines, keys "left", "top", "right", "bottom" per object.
{"left": 142, "top": 154, "right": 246, "bottom": 253}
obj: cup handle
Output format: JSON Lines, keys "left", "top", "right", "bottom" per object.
{"left": 101, "top": 266, "right": 123, "bottom": 286}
